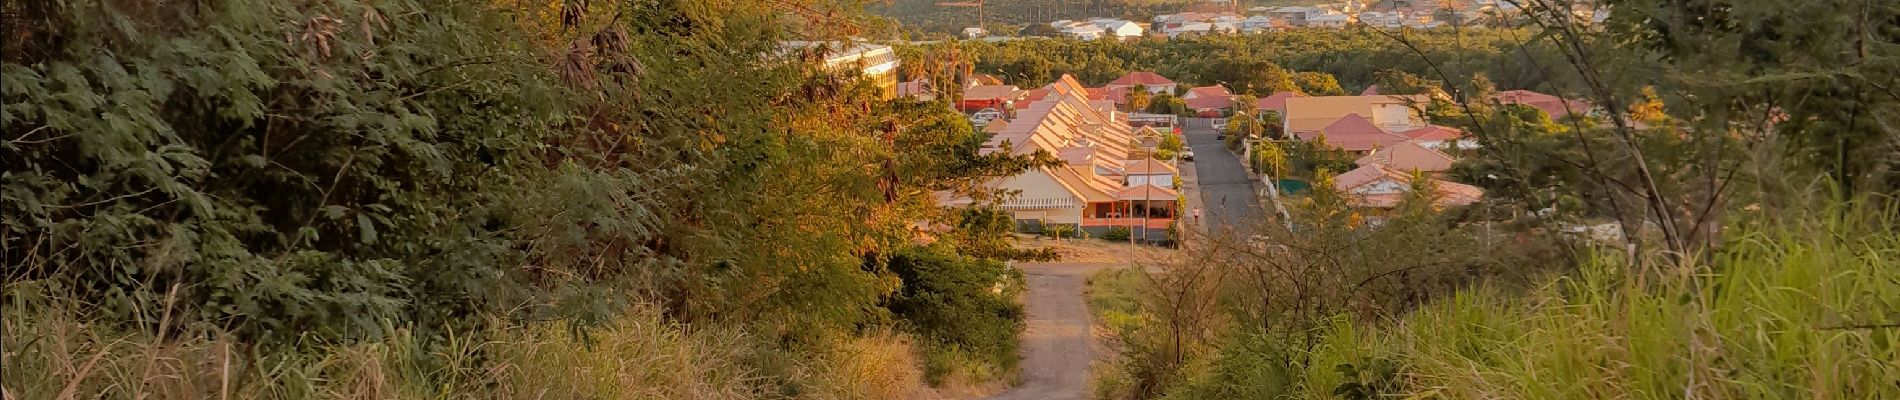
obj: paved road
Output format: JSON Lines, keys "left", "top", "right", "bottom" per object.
{"left": 984, "top": 262, "right": 1112, "bottom": 400}
{"left": 1179, "top": 118, "right": 1265, "bottom": 241}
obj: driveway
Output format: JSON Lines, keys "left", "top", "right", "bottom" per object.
{"left": 982, "top": 262, "right": 1113, "bottom": 400}
{"left": 1178, "top": 118, "right": 1265, "bottom": 241}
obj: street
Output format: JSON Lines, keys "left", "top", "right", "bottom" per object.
{"left": 1178, "top": 118, "right": 1266, "bottom": 242}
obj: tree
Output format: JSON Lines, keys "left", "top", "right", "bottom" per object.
{"left": 1127, "top": 84, "right": 1153, "bottom": 112}
{"left": 1148, "top": 93, "right": 1189, "bottom": 115}
{"left": 1294, "top": 71, "right": 1347, "bottom": 95}
{"left": 1234, "top": 61, "right": 1301, "bottom": 96}
{"left": 1369, "top": 69, "right": 1442, "bottom": 96}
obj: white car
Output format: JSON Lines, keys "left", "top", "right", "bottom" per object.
{"left": 1180, "top": 148, "right": 1195, "bottom": 161}
{"left": 970, "top": 108, "right": 1003, "bottom": 126}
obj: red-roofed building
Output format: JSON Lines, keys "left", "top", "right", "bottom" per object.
{"left": 1359, "top": 84, "right": 1381, "bottom": 95}
{"left": 1253, "top": 91, "right": 1303, "bottom": 115}
{"left": 1333, "top": 163, "right": 1484, "bottom": 209}
{"left": 1302, "top": 114, "right": 1413, "bottom": 154}
{"left": 1494, "top": 90, "right": 1594, "bottom": 119}
{"left": 1396, "top": 125, "right": 1470, "bottom": 149}
{"left": 1182, "top": 84, "right": 1233, "bottom": 100}
{"left": 959, "top": 84, "right": 1023, "bottom": 112}
{"left": 1355, "top": 141, "right": 1458, "bottom": 174}
{"left": 1107, "top": 71, "right": 1177, "bottom": 94}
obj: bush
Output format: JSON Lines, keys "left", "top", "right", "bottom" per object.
{"left": 1102, "top": 226, "right": 1133, "bottom": 241}
{"left": 885, "top": 245, "right": 1026, "bottom": 385}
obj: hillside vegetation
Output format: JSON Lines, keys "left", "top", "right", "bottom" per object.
{"left": 2, "top": 0, "right": 1046, "bottom": 398}
{"left": 1083, "top": 1, "right": 1900, "bottom": 399}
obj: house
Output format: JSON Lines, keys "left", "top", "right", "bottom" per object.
{"left": 1355, "top": 140, "right": 1458, "bottom": 173}
{"left": 1107, "top": 71, "right": 1178, "bottom": 94}
{"left": 785, "top": 40, "right": 901, "bottom": 98}
{"left": 1300, "top": 114, "right": 1413, "bottom": 154}
{"left": 1333, "top": 163, "right": 1485, "bottom": 208}
{"left": 1164, "top": 22, "right": 1215, "bottom": 38}
{"left": 896, "top": 79, "right": 934, "bottom": 101}
{"left": 1493, "top": 90, "right": 1594, "bottom": 119}
{"left": 1268, "top": 6, "right": 1321, "bottom": 25}
{"left": 959, "top": 84, "right": 1023, "bottom": 112}
{"left": 1085, "top": 86, "right": 1132, "bottom": 109}
{"left": 962, "top": 27, "right": 988, "bottom": 38}
{"left": 1060, "top": 22, "right": 1107, "bottom": 40}
{"left": 1099, "top": 20, "right": 1146, "bottom": 40}
{"left": 1185, "top": 94, "right": 1235, "bottom": 117}
{"left": 1182, "top": 85, "right": 1232, "bottom": 100}
{"left": 1396, "top": 125, "right": 1472, "bottom": 149}
{"left": 1307, "top": 13, "right": 1351, "bottom": 28}
{"left": 1253, "top": 91, "right": 1304, "bottom": 115}
{"left": 1282, "top": 95, "right": 1429, "bottom": 137}
{"left": 1240, "top": 15, "right": 1275, "bottom": 31}
{"left": 970, "top": 75, "right": 1181, "bottom": 240}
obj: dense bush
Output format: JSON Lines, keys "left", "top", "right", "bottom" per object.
{"left": 1101, "top": 226, "right": 1132, "bottom": 241}
{"left": 885, "top": 245, "right": 1026, "bottom": 384}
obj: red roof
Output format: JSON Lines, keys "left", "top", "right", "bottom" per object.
{"left": 1302, "top": 114, "right": 1411, "bottom": 152}
{"left": 1355, "top": 141, "right": 1457, "bottom": 172}
{"left": 1187, "top": 85, "right": 1232, "bottom": 98}
{"left": 1109, "top": 71, "right": 1175, "bottom": 87}
{"left": 1494, "top": 90, "right": 1593, "bottom": 119}
{"left": 1185, "top": 94, "right": 1233, "bottom": 110}
{"left": 1399, "top": 125, "right": 1463, "bottom": 141}
{"left": 1253, "top": 91, "right": 1302, "bottom": 114}
{"left": 1359, "top": 84, "right": 1381, "bottom": 96}
{"left": 1333, "top": 164, "right": 1483, "bottom": 208}
{"left": 1086, "top": 86, "right": 1131, "bottom": 104}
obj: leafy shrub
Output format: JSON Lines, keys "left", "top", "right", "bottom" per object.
{"left": 1102, "top": 226, "right": 1132, "bottom": 241}
{"left": 884, "top": 245, "right": 1026, "bottom": 384}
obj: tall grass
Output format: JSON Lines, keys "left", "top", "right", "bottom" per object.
{"left": 2, "top": 293, "right": 927, "bottom": 400}
{"left": 1358, "top": 207, "right": 1900, "bottom": 399}
{"left": 1093, "top": 206, "right": 1900, "bottom": 399}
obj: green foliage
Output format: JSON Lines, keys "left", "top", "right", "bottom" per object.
{"left": 884, "top": 244, "right": 1026, "bottom": 383}
{"left": 1294, "top": 71, "right": 1347, "bottom": 96}
{"left": 1101, "top": 226, "right": 1132, "bottom": 242}
{"left": 1147, "top": 94, "right": 1190, "bottom": 116}
{"left": 928, "top": 30, "right": 1576, "bottom": 93}
{"left": 1368, "top": 68, "right": 1442, "bottom": 96}
{"left": 1127, "top": 84, "right": 1153, "bottom": 112}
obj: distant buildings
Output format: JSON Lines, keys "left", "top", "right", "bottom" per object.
{"left": 783, "top": 40, "right": 899, "bottom": 98}
{"left": 1048, "top": 18, "right": 1145, "bottom": 41}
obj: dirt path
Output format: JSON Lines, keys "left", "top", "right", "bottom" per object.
{"left": 984, "top": 262, "right": 1113, "bottom": 400}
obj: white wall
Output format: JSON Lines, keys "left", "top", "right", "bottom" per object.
{"left": 1127, "top": 173, "right": 1176, "bottom": 188}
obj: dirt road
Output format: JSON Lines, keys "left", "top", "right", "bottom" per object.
{"left": 983, "top": 262, "right": 1113, "bottom": 400}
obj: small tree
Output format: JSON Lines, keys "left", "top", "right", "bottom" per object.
{"left": 1147, "top": 94, "right": 1189, "bottom": 116}
{"left": 1127, "top": 84, "right": 1153, "bottom": 112}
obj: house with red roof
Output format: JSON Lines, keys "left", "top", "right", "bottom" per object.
{"left": 1182, "top": 84, "right": 1233, "bottom": 100}
{"left": 1494, "top": 90, "right": 1595, "bottom": 119}
{"left": 959, "top": 74, "right": 1181, "bottom": 242}
{"left": 959, "top": 84, "right": 1023, "bottom": 112}
{"left": 1107, "top": 71, "right": 1177, "bottom": 94}
{"left": 1253, "top": 91, "right": 1303, "bottom": 115}
{"left": 1396, "top": 125, "right": 1472, "bottom": 149}
{"left": 1300, "top": 114, "right": 1413, "bottom": 155}
{"left": 1355, "top": 141, "right": 1458, "bottom": 174}
{"left": 1333, "top": 163, "right": 1484, "bottom": 209}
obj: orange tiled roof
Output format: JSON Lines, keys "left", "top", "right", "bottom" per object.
{"left": 1109, "top": 71, "right": 1175, "bottom": 87}
{"left": 1334, "top": 164, "right": 1483, "bottom": 208}
{"left": 1355, "top": 141, "right": 1457, "bottom": 172}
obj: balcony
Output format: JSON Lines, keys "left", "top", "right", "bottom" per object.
{"left": 1081, "top": 217, "right": 1175, "bottom": 230}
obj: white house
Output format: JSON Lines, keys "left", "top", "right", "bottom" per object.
{"left": 962, "top": 27, "right": 987, "bottom": 38}
{"left": 1099, "top": 20, "right": 1145, "bottom": 40}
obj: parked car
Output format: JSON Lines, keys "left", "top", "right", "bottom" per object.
{"left": 970, "top": 108, "right": 1003, "bottom": 126}
{"left": 1180, "top": 148, "right": 1195, "bottom": 161}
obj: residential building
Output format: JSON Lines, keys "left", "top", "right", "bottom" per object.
{"left": 1355, "top": 140, "right": 1458, "bottom": 173}
{"left": 1300, "top": 114, "right": 1412, "bottom": 154}
{"left": 1182, "top": 85, "right": 1232, "bottom": 100}
{"left": 1397, "top": 125, "right": 1473, "bottom": 149}
{"left": 1282, "top": 94, "right": 1429, "bottom": 137}
{"left": 785, "top": 40, "right": 900, "bottom": 98}
{"left": 1107, "top": 71, "right": 1178, "bottom": 94}
{"left": 1253, "top": 91, "right": 1304, "bottom": 116}
{"left": 959, "top": 84, "right": 1022, "bottom": 112}
{"left": 1333, "top": 163, "right": 1484, "bottom": 208}
{"left": 969, "top": 75, "right": 1181, "bottom": 240}
{"left": 962, "top": 27, "right": 988, "bottom": 38}
{"left": 1493, "top": 90, "right": 1595, "bottom": 119}
{"left": 1099, "top": 20, "right": 1146, "bottom": 40}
